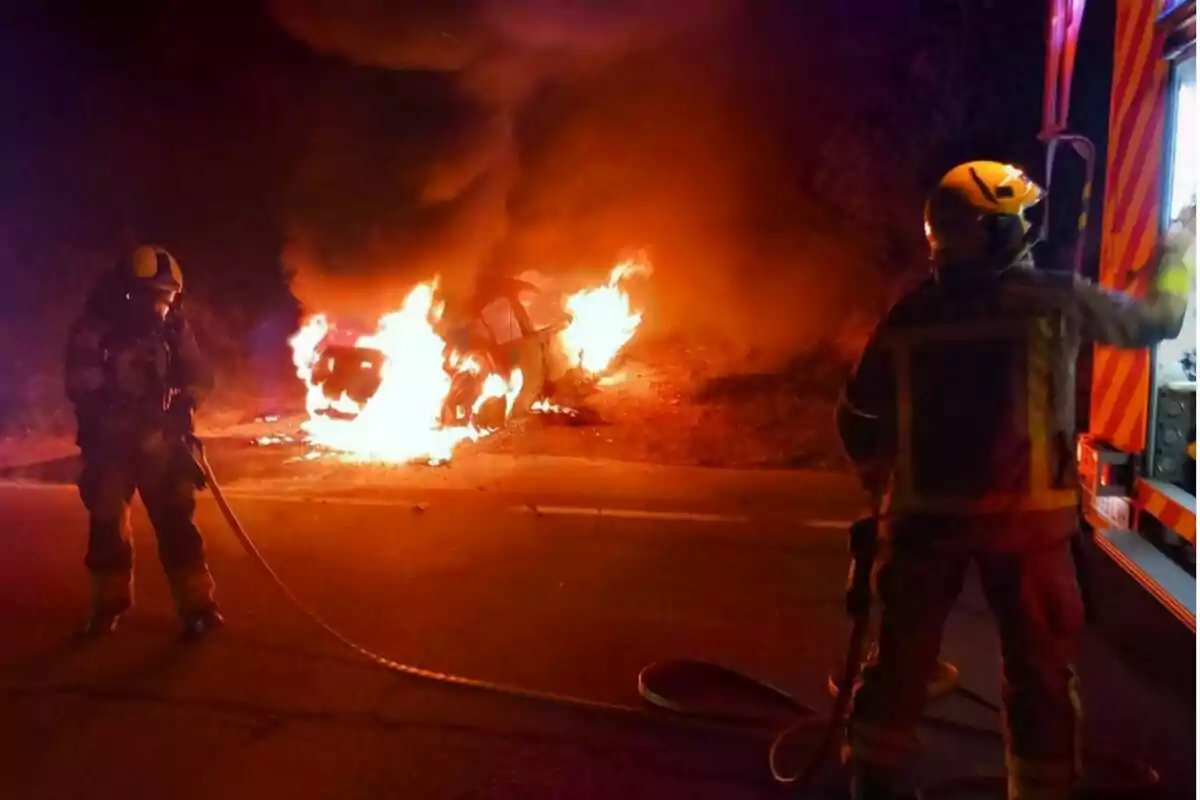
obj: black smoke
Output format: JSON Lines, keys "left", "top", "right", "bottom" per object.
{"left": 268, "top": 0, "right": 1012, "bottom": 353}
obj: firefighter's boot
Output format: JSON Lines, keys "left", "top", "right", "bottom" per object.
{"left": 78, "top": 609, "right": 124, "bottom": 639}
{"left": 180, "top": 604, "right": 225, "bottom": 642}
{"left": 78, "top": 571, "right": 133, "bottom": 639}
{"left": 166, "top": 563, "right": 219, "bottom": 641}
{"left": 829, "top": 655, "right": 959, "bottom": 701}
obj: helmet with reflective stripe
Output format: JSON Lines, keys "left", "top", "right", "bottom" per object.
{"left": 924, "top": 161, "right": 1045, "bottom": 271}
{"left": 127, "top": 244, "right": 183, "bottom": 292}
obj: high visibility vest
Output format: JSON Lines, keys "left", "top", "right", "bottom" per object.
{"left": 881, "top": 314, "right": 1079, "bottom": 517}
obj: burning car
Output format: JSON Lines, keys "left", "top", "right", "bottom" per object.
{"left": 437, "top": 273, "right": 599, "bottom": 427}
{"left": 288, "top": 259, "right": 647, "bottom": 463}
{"left": 307, "top": 344, "right": 385, "bottom": 419}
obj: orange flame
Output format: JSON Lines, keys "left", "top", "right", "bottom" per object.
{"left": 286, "top": 259, "right": 648, "bottom": 463}
{"left": 559, "top": 259, "right": 648, "bottom": 375}
{"left": 289, "top": 283, "right": 507, "bottom": 463}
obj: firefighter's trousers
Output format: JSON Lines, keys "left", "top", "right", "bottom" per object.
{"left": 846, "top": 536, "right": 1084, "bottom": 800}
{"left": 79, "top": 433, "right": 216, "bottom": 618}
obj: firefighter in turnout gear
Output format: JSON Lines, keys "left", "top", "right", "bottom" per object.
{"left": 65, "top": 245, "right": 224, "bottom": 641}
{"left": 837, "top": 161, "right": 1194, "bottom": 800}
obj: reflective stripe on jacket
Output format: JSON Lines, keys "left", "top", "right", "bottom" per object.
{"left": 836, "top": 264, "right": 1188, "bottom": 536}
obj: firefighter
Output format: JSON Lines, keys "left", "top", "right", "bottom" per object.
{"left": 65, "top": 245, "right": 224, "bottom": 641}
{"left": 836, "top": 161, "right": 1194, "bottom": 800}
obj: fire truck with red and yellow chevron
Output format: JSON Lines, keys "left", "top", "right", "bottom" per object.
{"left": 1054, "top": 0, "right": 1196, "bottom": 630}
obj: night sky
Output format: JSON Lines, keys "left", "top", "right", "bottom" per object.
{"left": 0, "top": 0, "right": 1116, "bottom": 430}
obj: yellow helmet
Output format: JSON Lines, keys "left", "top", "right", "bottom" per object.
{"left": 924, "top": 161, "right": 1045, "bottom": 267}
{"left": 126, "top": 244, "right": 183, "bottom": 292}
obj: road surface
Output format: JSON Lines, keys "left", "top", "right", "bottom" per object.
{"left": 0, "top": 441, "right": 1194, "bottom": 798}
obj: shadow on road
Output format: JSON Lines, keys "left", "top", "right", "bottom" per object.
{"left": 0, "top": 454, "right": 80, "bottom": 484}
{"left": 0, "top": 438, "right": 313, "bottom": 487}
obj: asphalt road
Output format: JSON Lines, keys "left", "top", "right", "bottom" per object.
{"left": 0, "top": 443, "right": 1194, "bottom": 798}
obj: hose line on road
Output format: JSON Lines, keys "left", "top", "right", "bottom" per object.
{"left": 190, "top": 439, "right": 1163, "bottom": 798}
{"left": 190, "top": 439, "right": 666, "bottom": 721}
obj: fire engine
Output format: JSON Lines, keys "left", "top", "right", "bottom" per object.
{"left": 1059, "top": 0, "right": 1197, "bottom": 630}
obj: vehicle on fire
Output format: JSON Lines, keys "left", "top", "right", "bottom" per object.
{"left": 310, "top": 275, "right": 595, "bottom": 429}
{"left": 308, "top": 344, "right": 384, "bottom": 420}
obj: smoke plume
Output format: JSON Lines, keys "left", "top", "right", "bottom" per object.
{"left": 270, "top": 0, "right": 931, "bottom": 356}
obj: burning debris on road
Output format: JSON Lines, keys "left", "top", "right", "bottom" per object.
{"left": 276, "top": 258, "right": 650, "bottom": 464}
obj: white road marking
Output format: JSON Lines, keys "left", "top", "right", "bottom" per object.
{"left": 215, "top": 491, "right": 428, "bottom": 508}
{"left": 802, "top": 519, "right": 856, "bottom": 530}
{"left": 0, "top": 480, "right": 851, "bottom": 528}
{"left": 514, "top": 505, "right": 751, "bottom": 524}
{"left": 0, "top": 481, "right": 419, "bottom": 507}
{"left": 0, "top": 480, "right": 72, "bottom": 491}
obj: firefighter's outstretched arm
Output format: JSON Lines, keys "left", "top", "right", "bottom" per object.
{"left": 1071, "top": 204, "right": 1194, "bottom": 348}
{"left": 836, "top": 327, "right": 896, "bottom": 497}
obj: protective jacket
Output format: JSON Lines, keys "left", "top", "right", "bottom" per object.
{"left": 836, "top": 260, "right": 1188, "bottom": 552}
{"left": 64, "top": 277, "right": 212, "bottom": 455}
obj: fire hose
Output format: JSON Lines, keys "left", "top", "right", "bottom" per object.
{"left": 187, "top": 436, "right": 1163, "bottom": 798}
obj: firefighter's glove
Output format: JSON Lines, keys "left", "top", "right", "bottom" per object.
{"left": 1168, "top": 200, "right": 1196, "bottom": 245}
{"left": 852, "top": 459, "right": 891, "bottom": 501}
{"left": 1160, "top": 201, "right": 1196, "bottom": 295}
{"left": 844, "top": 516, "right": 878, "bottom": 617}
{"left": 177, "top": 433, "right": 208, "bottom": 491}
{"left": 165, "top": 393, "right": 196, "bottom": 437}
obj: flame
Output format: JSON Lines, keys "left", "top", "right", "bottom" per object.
{"left": 531, "top": 398, "right": 575, "bottom": 415}
{"left": 285, "top": 259, "right": 648, "bottom": 464}
{"left": 559, "top": 259, "right": 648, "bottom": 375}
{"left": 289, "top": 282, "right": 514, "bottom": 464}
{"left": 254, "top": 433, "right": 297, "bottom": 445}
{"left": 473, "top": 368, "right": 524, "bottom": 418}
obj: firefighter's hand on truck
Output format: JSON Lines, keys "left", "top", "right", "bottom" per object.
{"left": 1165, "top": 201, "right": 1196, "bottom": 254}
{"left": 1156, "top": 203, "right": 1195, "bottom": 304}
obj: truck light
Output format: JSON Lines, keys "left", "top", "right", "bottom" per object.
{"left": 1078, "top": 435, "right": 1134, "bottom": 496}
